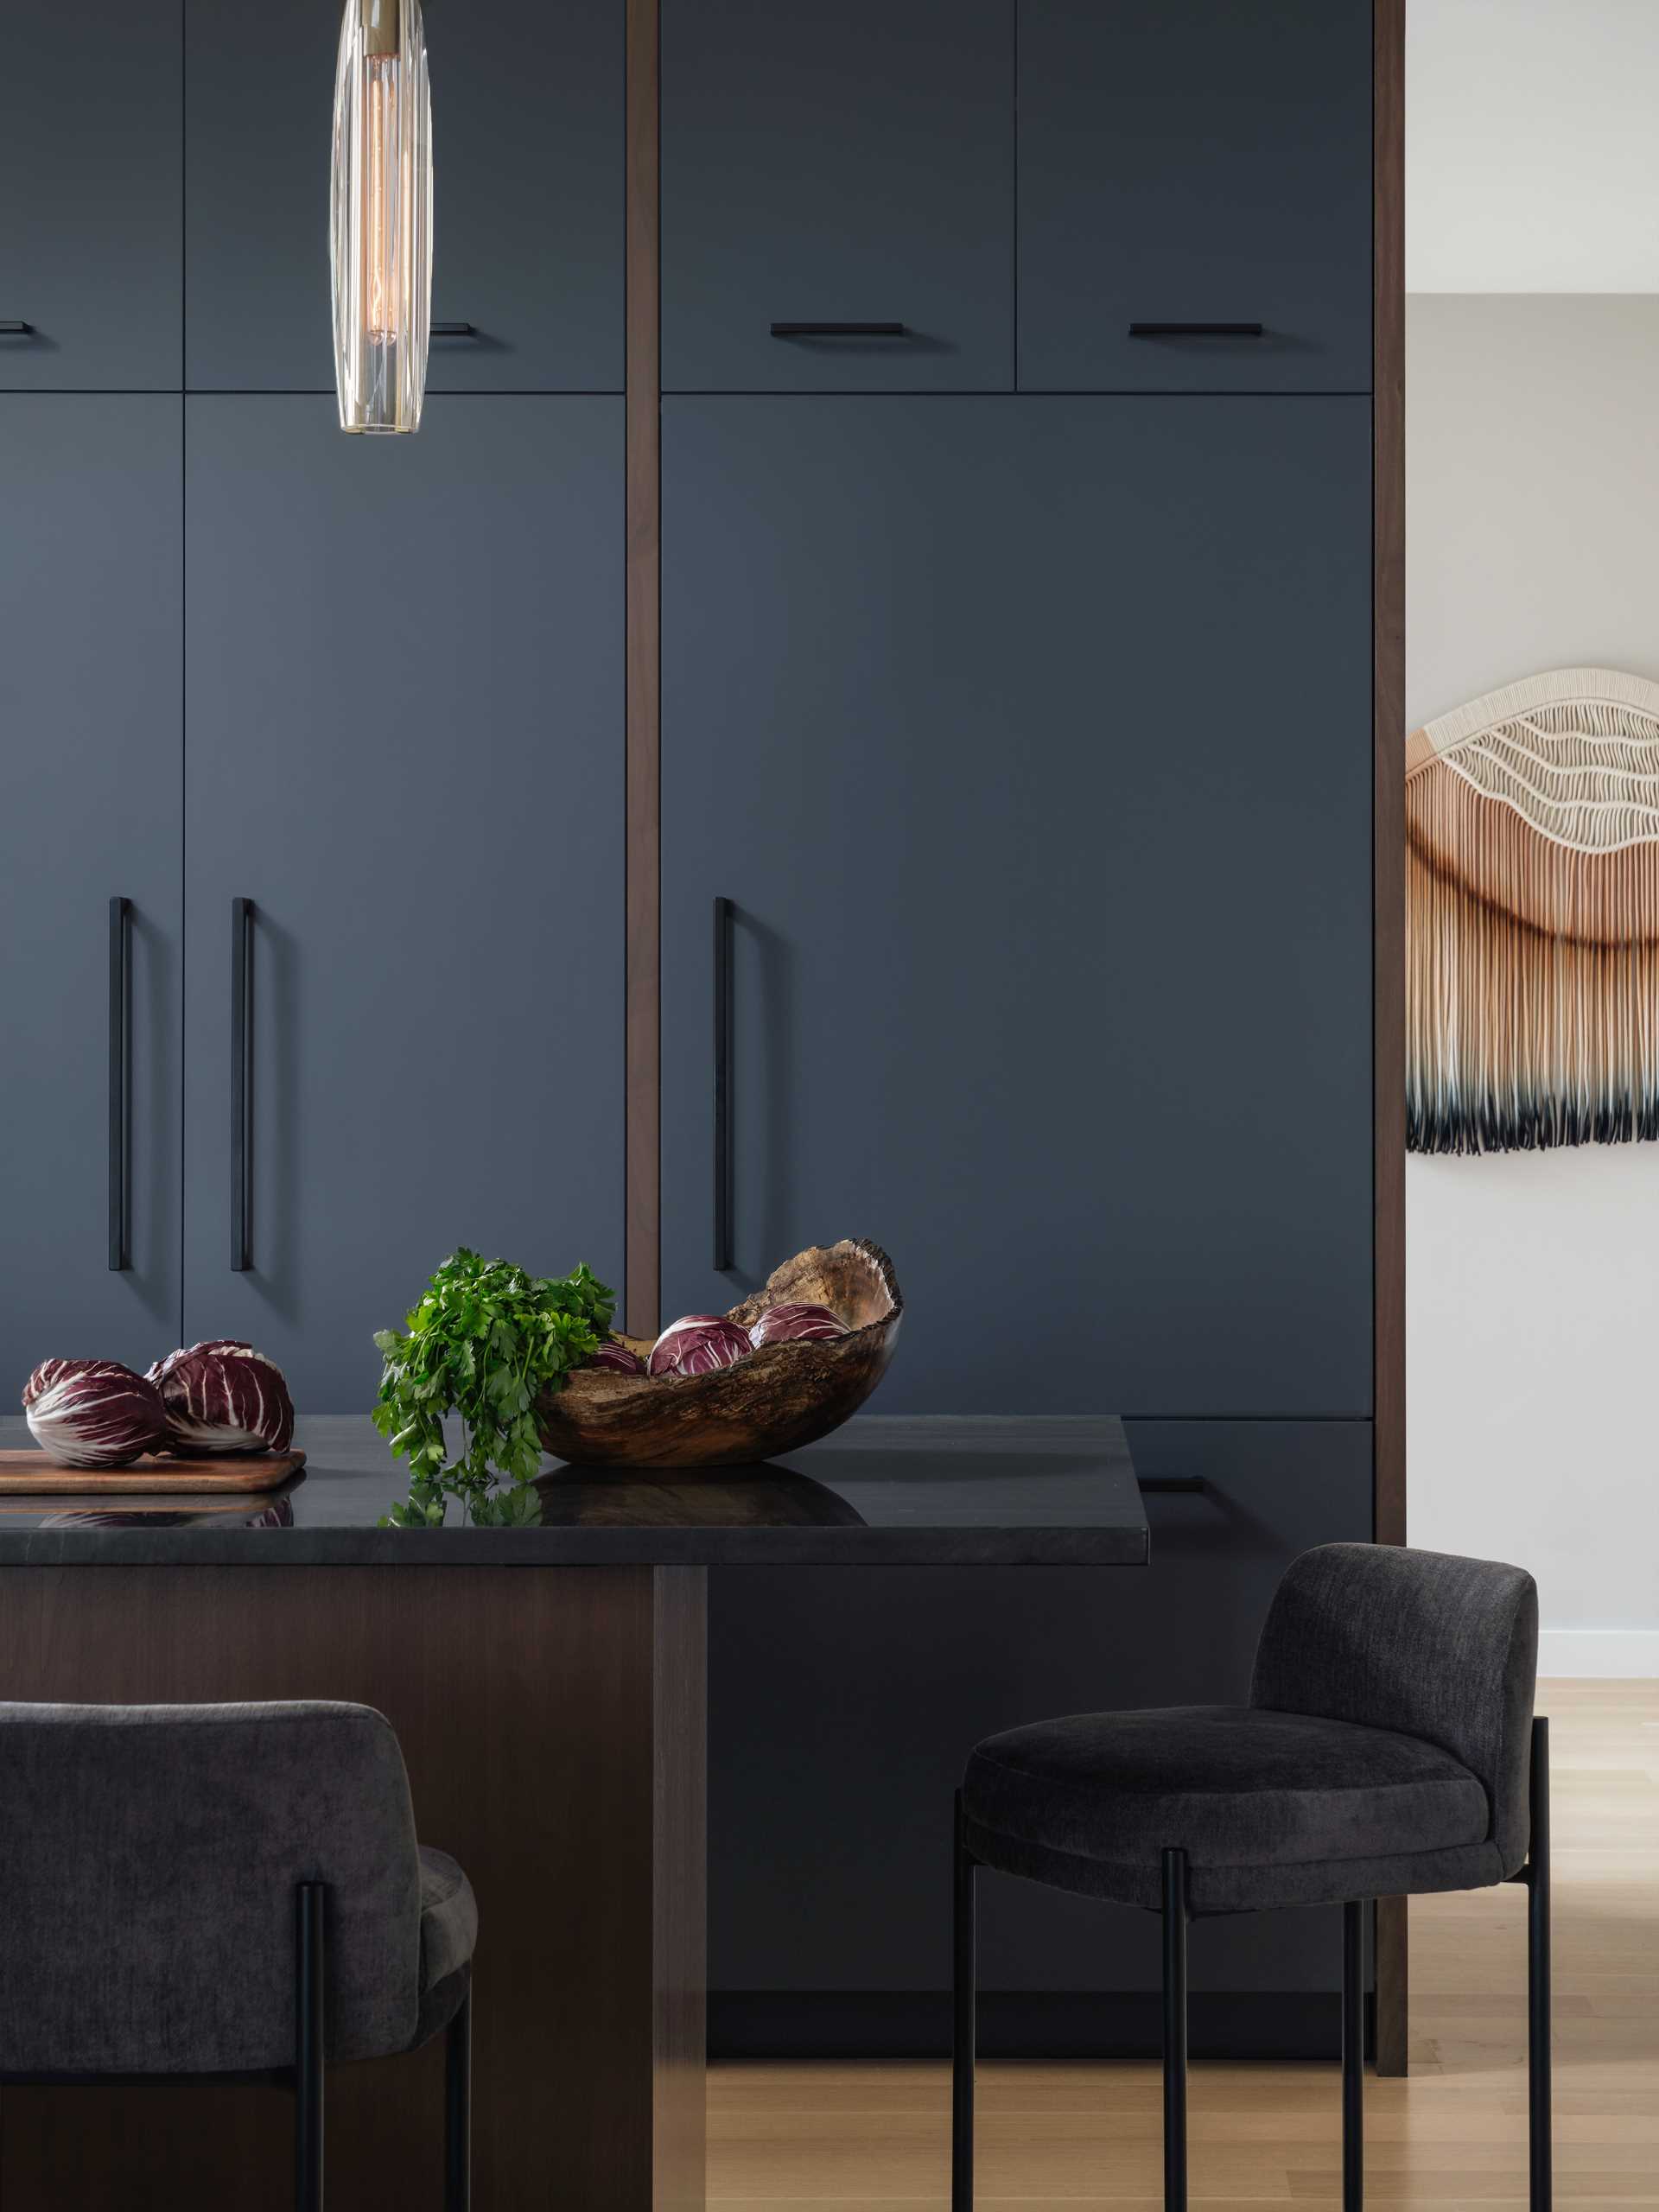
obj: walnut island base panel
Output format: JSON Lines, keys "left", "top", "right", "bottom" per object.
{"left": 0, "top": 1564, "right": 706, "bottom": 2212}
{"left": 0, "top": 1415, "right": 1146, "bottom": 2212}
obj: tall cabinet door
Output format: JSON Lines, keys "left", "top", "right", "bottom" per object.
{"left": 662, "top": 397, "right": 1373, "bottom": 1416}
{"left": 184, "top": 397, "right": 624, "bottom": 1411}
{"left": 1018, "top": 0, "right": 1372, "bottom": 393}
{"left": 185, "top": 0, "right": 622, "bottom": 392}
{"left": 1, "top": 2, "right": 181, "bottom": 388}
{"left": 0, "top": 399, "right": 182, "bottom": 1384}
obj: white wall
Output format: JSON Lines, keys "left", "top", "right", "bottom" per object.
{"left": 1408, "top": 0, "right": 1659, "bottom": 291}
{"left": 1406, "top": 295, "right": 1659, "bottom": 1673}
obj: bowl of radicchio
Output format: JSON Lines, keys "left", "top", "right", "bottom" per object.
{"left": 535, "top": 1239, "right": 902, "bottom": 1469}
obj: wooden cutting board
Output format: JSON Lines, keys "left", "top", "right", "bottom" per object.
{"left": 0, "top": 1449, "right": 304, "bottom": 1494}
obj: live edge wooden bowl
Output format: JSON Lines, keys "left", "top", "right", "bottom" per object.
{"left": 536, "top": 1239, "right": 902, "bottom": 1469}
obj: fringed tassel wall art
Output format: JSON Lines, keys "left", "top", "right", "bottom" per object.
{"left": 1407, "top": 668, "right": 1659, "bottom": 1154}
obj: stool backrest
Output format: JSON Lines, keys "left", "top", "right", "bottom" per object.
{"left": 1250, "top": 1543, "right": 1539, "bottom": 1875}
{"left": 0, "top": 1701, "right": 423, "bottom": 2076}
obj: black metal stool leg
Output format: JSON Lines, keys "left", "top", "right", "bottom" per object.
{"left": 1161, "top": 1848, "right": 1189, "bottom": 2212}
{"left": 952, "top": 1791, "right": 977, "bottom": 2212}
{"left": 1528, "top": 1718, "right": 1552, "bottom": 2212}
{"left": 1342, "top": 1901, "right": 1365, "bottom": 2212}
{"left": 295, "top": 1882, "right": 326, "bottom": 2212}
{"left": 445, "top": 1986, "right": 473, "bottom": 2211}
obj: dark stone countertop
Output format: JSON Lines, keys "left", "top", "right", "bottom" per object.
{"left": 0, "top": 1415, "right": 1147, "bottom": 1567}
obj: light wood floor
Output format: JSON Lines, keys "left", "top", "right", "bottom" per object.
{"left": 708, "top": 1681, "right": 1659, "bottom": 2209}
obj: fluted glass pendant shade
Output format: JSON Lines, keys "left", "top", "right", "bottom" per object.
{"left": 331, "top": 0, "right": 431, "bottom": 434}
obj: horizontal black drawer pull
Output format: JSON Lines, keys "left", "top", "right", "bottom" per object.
{"left": 0, "top": 321, "right": 35, "bottom": 335}
{"left": 770, "top": 321, "right": 909, "bottom": 339}
{"left": 1128, "top": 321, "right": 1264, "bottom": 339}
{"left": 1137, "top": 1477, "right": 1206, "bottom": 1495}
{"left": 431, "top": 321, "right": 477, "bottom": 337}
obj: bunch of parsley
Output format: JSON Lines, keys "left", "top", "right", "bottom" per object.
{"left": 373, "top": 1249, "right": 614, "bottom": 1527}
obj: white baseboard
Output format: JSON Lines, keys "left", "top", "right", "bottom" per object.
{"left": 1539, "top": 1628, "right": 1659, "bottom": 1678}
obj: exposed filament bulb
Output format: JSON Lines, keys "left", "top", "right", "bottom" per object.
{"left": 365, "top": 55, "right": 400, "bottom": 346}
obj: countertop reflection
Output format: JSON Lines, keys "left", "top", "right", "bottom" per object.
{"left": 0, "top": 1415, "right": 1147, "bottom": 1567}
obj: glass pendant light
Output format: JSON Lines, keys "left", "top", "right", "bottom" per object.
{"left": 331, "top": 0, "right": 432, "bottom": 434}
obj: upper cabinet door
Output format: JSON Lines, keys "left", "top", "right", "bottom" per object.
{"left": 662, "top": 0, "right": 1014, "bottom": 391}
{"left": 0, "top": 2, "right": 181, "bottom": 388}
{"left": 186, "top": 0, "right": 622, "bottom": 392}
{"left": 1018, "top": 0, "right": 1372, "bottom": 393}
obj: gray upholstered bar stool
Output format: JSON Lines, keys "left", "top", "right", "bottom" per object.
{"left": 954, "top": 1544, "right": 1548, "bottom": 2212}
{"left": 0, "top": 1700, "right": 478, "bottom": 2211}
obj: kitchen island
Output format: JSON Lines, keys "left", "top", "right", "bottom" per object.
{"left": 0, "top": 1414, "right": 1145, "bottom": 2212}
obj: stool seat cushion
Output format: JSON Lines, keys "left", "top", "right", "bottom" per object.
{"left": 963, "top": 1705, "right": 1500, "bottom": 1915}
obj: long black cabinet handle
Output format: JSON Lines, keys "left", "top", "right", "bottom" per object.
{"left": 0, "top": 321, "right": 35, "bottom": 335}
{"left": 108, "top": 897, "right": 131, "bottom": 1272}
{"left": 770, "top": 321, "right": 909, "bottom": 339}
{"left": 714, "top": 896, "right": 734, "bottom": 1271}
{"left": 431, "top": 321, "right": 476, "bottom": 337}
{"left": 231, "top": 898, "right": 254, "bottom": 1272}
{"left": 1137, "top": 1477, "right": 1206, "bottom": 1495}
{"left": 1128, "top": 322, "right": 1264, "bottom": 339}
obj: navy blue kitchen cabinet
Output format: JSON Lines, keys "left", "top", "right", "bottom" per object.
{"left": 1018, "top": 0, "right": 1373, "bottom": 393}
{"left": 182, "top": 397, "right": 625, "bottom": 1410}
{"left": 662, "top": 0, "right": 1014, "bottom": 391}
{"left": 709, "top": 1421, "right": 1374, "bottom": 2044}
{"left": 1, "top": 2, "right": 181, "bottom": 389}
{"left": 0, "top": 399, "right": 183, "bottom": 1385}
{"left": 4, "top": 0, "right": 1387, "bottom": 2071}
{"left": 185, "top": 0, "right": 622, "bottom": 393}
{"left": 661, "top": 396, "right": 1373, "bottom": 1417}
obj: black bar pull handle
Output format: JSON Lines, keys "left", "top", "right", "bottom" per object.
{"left": 0, "top": 321, "right": 35, "bottom": 336}
{"left": 770, "top": 321, "right": 909, "bottom": 339}
{"left": 714, "top": 896, "right": 734, "bottom": 1271}
{"left": 108, "top": 897, "right": 131, "bottom": 1271}
{"left": 431, "top": 321, "right": 476, "bottom": 337}
{"left": 1128, "top": 321, "right": 1264, "bottom": 339}
{"left": 232, "top": 897, "right": 254, "bottom": 1272}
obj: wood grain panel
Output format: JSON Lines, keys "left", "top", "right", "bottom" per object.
{"left": 655, "top": 1566, "right": 709, "bottom": 2212}
{"left": 0, "top": 1565, "right": 707, "bottom": 2212}
{"left": 1372, "top": 0, "right": 1408, "bottom": 2081}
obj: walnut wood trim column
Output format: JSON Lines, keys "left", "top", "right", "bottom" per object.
{"left": 1372, "top": 0, "right": 1408, "bottom": 2080}
{"left": 1372, "top": 0, "right": 1406, "bottom": 1568}
{"left": 626, "top": 0, "right": 662, "bottom": 1339}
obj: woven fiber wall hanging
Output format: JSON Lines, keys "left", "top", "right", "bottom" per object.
{"left": 1407, "top": 667, "right": 1659, "bottom": 1154}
